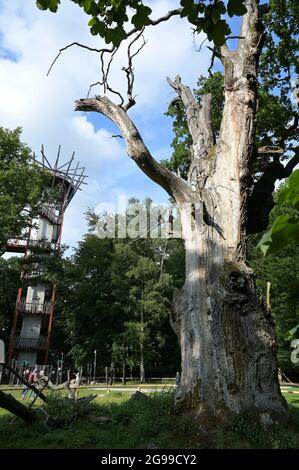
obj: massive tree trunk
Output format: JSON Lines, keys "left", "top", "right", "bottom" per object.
{"left": 168, "top": 2, "right": 289, "bottom": 426}
{"left": 75, "top": 0, "right": 289, "bottom": 427}
{"left": 173, "top": 202, "right": 288, "bottom": 426}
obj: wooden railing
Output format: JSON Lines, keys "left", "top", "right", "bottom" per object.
{"left": 14, "top": 336, "right": 47, "bottom": 351}
{"left": 17, "top": 300, "right": 52, "bottom": 315}
{"left": 40, "top": 204, "right": 60, "bottom": 224}
{"left": 27, "top": 239, "right": 56, "bottom": 251}
{"left": 7, "top": 238, "right": 56, "bottom": 252}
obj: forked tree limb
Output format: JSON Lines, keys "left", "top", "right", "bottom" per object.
{"left": 217, "top": 0, "right": 265, "bottom": 89}
{"left": 166, "top": 75, "right": 214, "bottom": 154}
{"left": 237, "top": 0, "right": 265, "bottom": 58}
{"left": 257, "top": 146, "right": 284, "bottom": 154}
{"left": 47, "top": 42, "right": 103, "bottom": 77}
{"left": 75, "top": 96, "right": 191, "bottom": 203}
{"left": 121, "top": 29, "right": 147, "bottom": 111}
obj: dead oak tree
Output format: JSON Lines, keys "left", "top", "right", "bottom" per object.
{"left": 48, "top": 0, "right": 295, "bottom": 427}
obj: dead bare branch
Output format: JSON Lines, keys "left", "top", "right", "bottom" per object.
{"left": 207, "top": 47, "right": 220, "bottom": 76}
{"left": 87, "top": 80, "right": 102, "bottom": 98}
{"left": 47, "top": 42, "right": 102, "bottom": 76}
{"left": 75, "top": 96, "right": 191, "bottom": 202}
{"left": 0, "top": 389, "right": 37, "bottom": 423}
{"left": 49, "top": 10, "right": 182, "bottom": 110}
{"left": 100, "top": 46, "right": 119, "bottom": 93}
{"left": 48, "top": 9, "right": 181, "bottom": 104}
{"left": 122, "top": 29, "right": 147, "bottom": 111}
{"left": 167, "top": 75, "right": 214, "bottom": 152}
{"left": 194, "top": 36, "right": 208, "bottom": 53}
{"left": 86, "top": 45, "right": 126, "bottom": 105}
{"left": 257, "top": 146, "right": 284, "bottom": 154}
{"left": 87, "top": 30, "right": 147, "bottom": 110}
{"left": 226, "top": 35, "right": 245, "bottom": 41}
{"left": 86, "top": 31, "right": 147, "bottom": 109}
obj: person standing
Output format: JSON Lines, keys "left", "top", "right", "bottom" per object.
{"left": 74, "top": 371, "right": 80, "bottom": 386}
{"left": 20, "top": 368, "right": 30, "bottom": 399}
{"left": 28, "top": 366, "right": 39, "bottom": 398}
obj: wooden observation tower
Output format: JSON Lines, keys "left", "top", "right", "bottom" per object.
{"left": 6, "top": 146, "right": 86, "bottom": 367}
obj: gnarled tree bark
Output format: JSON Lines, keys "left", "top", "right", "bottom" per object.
{"left": 75, "top": 0, "right": 290, "bottom": 427}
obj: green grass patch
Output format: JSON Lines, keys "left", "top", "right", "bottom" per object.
{"left": 0, "top": 388, "right": 185, "bottom": 449}
{"left": 0, "top": 389, "right": 299, "bottom": 449}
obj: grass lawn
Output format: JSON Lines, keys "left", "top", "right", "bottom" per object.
{"left": 0, "top": 388, "right": 298, "bottom": 449}
{"left": 282, "top": 390, "right": 299, "bottom": 429}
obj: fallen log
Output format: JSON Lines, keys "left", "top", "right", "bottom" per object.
{"left": 0, "top": 390, "right": 36, "bottom": 423}
{"left": 0, "top": 375, "right": 97, "bottom": 426}
{"left": 38, "top": 376, "right": 78, "bottom": 398}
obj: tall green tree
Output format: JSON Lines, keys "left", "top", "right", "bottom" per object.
{"left": 56, "top": 235, "right": 116, "bottom": 368}
{"left": 125, "top": 255, "right": 172, "bottom": 382}
{"left": 0, "top": 127, "right": 46, "bottom": 255}
{"left": 55, "top": 232, "right": 178, "bottom": 377}
{"left": 0, "top": 257, "right": 22, "bottom": 351}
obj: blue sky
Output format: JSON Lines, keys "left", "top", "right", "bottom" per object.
{"left": 0, "top": 1, "right": 241, "bottom": 254}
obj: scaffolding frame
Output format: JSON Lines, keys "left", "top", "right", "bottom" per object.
{"left": 7, "top": 146, "right": 87, "bottom": 366}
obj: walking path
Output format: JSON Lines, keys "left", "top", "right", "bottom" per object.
{"left": 92, "top": 386, "right": 174, "bottom": 393}
{"left": 1, "top": 383, "right": 298, "bottom": 393}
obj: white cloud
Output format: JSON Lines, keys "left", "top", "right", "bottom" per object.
{"left": 70, "top": 115, "right": 125, "bottom": 161}
{"left": 0, "top": 0, "right": 211, "bottom": 251}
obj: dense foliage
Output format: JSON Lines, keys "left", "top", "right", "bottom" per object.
{"left": 250, "top": 190, "right": 299, "bottom": 377}
{"left": 47, "top": 207, "right": 182, "bottom": 379}
{"left": 259, "top": 171, "right": 299, "bottom": 255}
{"left": 36, "top": 0, "right": 247, "bottom": 47}
{"left": 0, "top": 127, "right": 47, "bottom": 254}
{"left": 0, "top": 257, "right": 22, "bottom": 346}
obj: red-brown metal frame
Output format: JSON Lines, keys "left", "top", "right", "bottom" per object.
{"left": 7, "top": 148, "right": 86, "bottom": 366}
{"left": 7, "top": 222, "right": 32, "bottom": 365}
